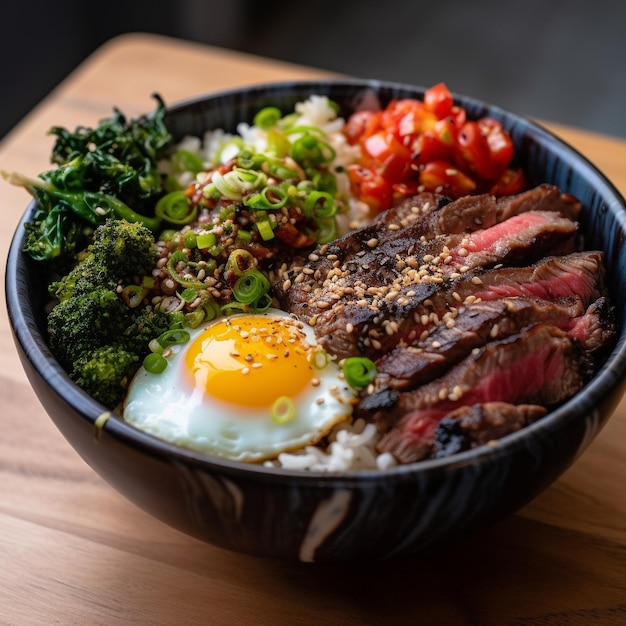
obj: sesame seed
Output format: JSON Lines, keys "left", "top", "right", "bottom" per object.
{"left": 457, "top": 247, "right": 469, "bottom": 257}
{"left": 316, "top": 300, "right": 331, "bottom": 309}
{"left": 282, "top": 279, "right": 292, "bottom": 291}
{"left": 367, "top": 238, "right": 379, "bottom": 248}
{"left": 388, "top": 223, "right": 401, "bottom": 231}
{"left": 490, "top": 324, "right": 500, "bottom": 338}
{"left": 241, "top": 367, "right": 250, "bottom": 375}
{"left": 471, "top": 276, "right": 483, "bottom": 285}
{"left": 438, "top": 388, "right": 449, "bottom": 401}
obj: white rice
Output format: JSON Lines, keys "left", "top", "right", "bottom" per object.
{"left": 264, "top": 418, "right": 397, "bottom": 472}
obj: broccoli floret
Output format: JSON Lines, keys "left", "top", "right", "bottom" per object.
{"left": 47, "top": 286, "right": 130, "bottom": 370}
{"left": 123, "top": 309, "right": 171, "bottom": 355}
{"left": 72, "top": 345, "right": 140, "bottom": 408}
{"left": 49, "top": 218, "right": 156, "bottom": 301}
{"left": 89, "top": 219, "right": 156, "bottom": 277}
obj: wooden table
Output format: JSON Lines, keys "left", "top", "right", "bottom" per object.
{"left": 1, "top": 33, "right": 626, "bottom": 624}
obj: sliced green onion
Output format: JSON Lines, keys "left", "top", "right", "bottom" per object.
{"left": 304, "top": 191, "right": 336, "bottom": 219}
{"left": 253, "top": 292, "right": 272, "bottom": 313}
{"left": 183, "top": 231, "right": 197, "bottom": 249}
{"left": 256, "top": 219, "right": 275, "bottom": 241}
{"left": 310, "top": 349, "right": 330, "bottom": 370}
{"left": 166, "top": 250, "right": 205, "bottom": 289}
{"left": 343, "top": 357, "right": 377, "bottom": 388}
{"left": 220, "top": 301, "right": 249, "bottom": 315}
{"left": 312, "top": 170, "right": 338, "bottom": 195}
{"left": 266, "top": 129, "right": 291, "bottom": 157}
{"left": 180, "top": 287, "right": 199, "bottom": 303}
{"left": 244, "top": 185, "right": 288, "bottom": 210}
{"left": 226, "top": 248, "right": 255, "bottom": 276}
{"left": 271, "top": 396, "right": 296, "bottom": 424}
{"left": 148, "top": 338, "right": 163, "bottom": 354}
{"left": 155, "top": 191, "right": 197, "bottom": 225}
{"left": 233, "top": 269, "right": 271, "bottom": 305}
{"left": 196, "top": 232, "right": 217, "bottom": 249}
{"left": 142, "top": 275, "right": 155, "bottom": 289}
{"left": 184, "top": 309, "right": 205, "bottom": 328}
{"left": 262, "top": 157, "right": 301, "bottom": 180}
{"left": 143, "top": 352, "right": 168, "bottom": 374}
{"left": 253, "top": 106, "right": 282, "bottom": 130}
{"left": 290, "top": 133, "right": 336, "bottom": 166}
{"left": 236, "top": 229, "right": 252, "bottom": 244}
{"left": 157, "top": 328, "right": 191, "bottom": 348}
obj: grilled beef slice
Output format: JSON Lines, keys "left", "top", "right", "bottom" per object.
{"left": 375, "top": 324, "right": 592, "bottom": 461}
{"left": 374, "top": 296, "right": 606, "bottom": 391}
{"left": 275, "top": 185, "right": 581, "bottom": 316}
{"left": 386, "top": 403, "right": 548, "bottom": 464}
{"left": 282, "top": 250, "right": 605, "bottom": 362}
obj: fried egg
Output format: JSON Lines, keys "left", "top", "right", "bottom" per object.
{"left": 123, "top": 309, "right": 357, "bottom": 462}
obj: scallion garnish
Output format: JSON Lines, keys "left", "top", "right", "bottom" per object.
{"left": 232, "top": 268, "right": 271, "bottom": 305}
{"left": 155, "top": 191, "right": 197, "bottom": 225}
{"left": 271, "top": 396, "right": 296, "bottom": 423}
{"left": 343, "top": 357, "right": 377, "bottom": 388}
{"left": 143, "top": 352, "right": 168, "bottom": 374}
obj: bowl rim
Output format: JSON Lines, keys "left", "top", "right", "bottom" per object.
{"left": 6, "top": 77, "right": 626, "bottom": 485}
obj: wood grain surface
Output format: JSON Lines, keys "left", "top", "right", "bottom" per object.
{"left": 1, "top": 33, "right": 625, "bottom": 625}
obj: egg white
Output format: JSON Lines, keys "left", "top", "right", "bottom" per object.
{"left": 123, "top": 309, "right": 357, "bottom": 462}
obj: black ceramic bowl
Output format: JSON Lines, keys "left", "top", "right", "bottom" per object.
{"left": 7, "top": 80, "right": 626, "bottom": 562}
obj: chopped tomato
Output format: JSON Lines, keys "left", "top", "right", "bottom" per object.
{"left": 361, "top": 131, "right": 413, "bottom": 184}
{"left": 478, "top": 118, "right": 515, "bottom": 178}
{"left": 412, "top": 130, "right": 453, "bottom": 165}
{"left": 489, "top": 167, "right": 527, "bottom": 196}
{"left": 344, "top": 110, "right": 381, "bottom": 145}
{"left": 419, "top": 160, "right": 477, "bottom": 197}
{"left": 455, "top": 120, "right": 494, "bottom": 180}
{"left": 383, "top": 99, "right": 437, "bottom": 141}
{"left": 342, "top": 82, "right": 524, "bottom": 211}
{"left": 424, "top": 82, "right": 454, "bottom": 119}
{"left": 347, "top": 164, "right": 392, "bottom": 212}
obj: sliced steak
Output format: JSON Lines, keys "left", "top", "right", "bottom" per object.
{"left": 371, "top": 323, "right": 592, "bottom": 435}
{"left": 290, "top": 251, "right": 605, "bottom": 361}
{"left": 431, "top": 403, "right": 548, "bottom": 459}
{"left": 448, "top": 211, "right": 578, "bottom": 269}
{"left": 380, "top": 402, "right": 548, "bottom": 464}
{"left": 275, "top": 185, "right": 582, "bottom": 316}
{"left": 374, "top": 296, "right": 594, "bottom": 391}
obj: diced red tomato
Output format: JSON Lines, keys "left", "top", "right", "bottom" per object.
{"left": 419, "top": 161, "right": 477, "bottom": 197}
{"left": 361, "top": 131, "right": 413, "bottom": 185}
{"left": 424, "top": 82, "right": 454, "bottom": 119}
{"left": 455, "top": 120, "right": 494, "bottom": 180}
{"left": 342, "top": 82, "right": 524, "bottom": 209}
{"left": 347, "top": 164, "right": 392, "bottom": 212}
{"left": 478, "top": 118, "right": 515, "bottom": 178}
{"left": 344, "top": 110, "right": 381, "bottom": 145}
{"left": 489, "top": 167, "right": 527, "bottom": 196}
{"left": 383, "top": 99, "right": 438, "bottom": 141}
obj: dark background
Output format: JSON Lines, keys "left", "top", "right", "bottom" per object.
{"left": 1, "top": 0, "right": 625, "bottom": 140}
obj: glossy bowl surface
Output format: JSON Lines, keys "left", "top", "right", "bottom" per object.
{"left": 7, "top": 79, "right": 626, "bottom": 562}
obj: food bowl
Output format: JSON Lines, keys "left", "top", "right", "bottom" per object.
{"left": 6, "top": 79, "right": 626, "bottom": 562}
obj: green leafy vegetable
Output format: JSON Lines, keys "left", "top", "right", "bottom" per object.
{"left": 3, "top": 94, "right": 172, "bottom": 262}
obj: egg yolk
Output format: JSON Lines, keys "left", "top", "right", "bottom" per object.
{"left": 183, "top": 316, "right": 316, "bottom": 408}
